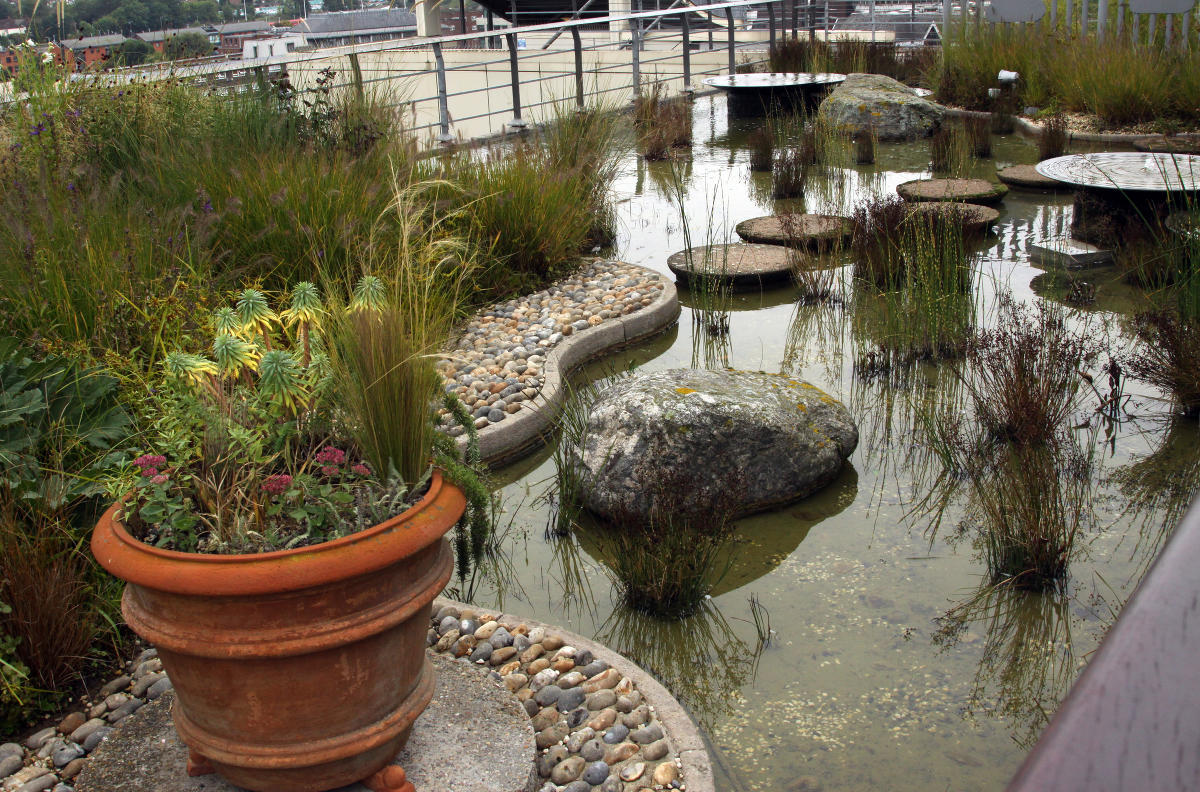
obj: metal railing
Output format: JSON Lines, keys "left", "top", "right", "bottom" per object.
{"left": 93, "top": 0, "right": 846, "bottom": 143}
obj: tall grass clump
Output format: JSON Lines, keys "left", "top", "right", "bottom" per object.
{"left": 1126, "top": 311, "right": 1200, "bottom": 419}
{"left": 963, "top": 294, "right": 1098, "bottom": 445}
{"left": 1037, "top": 112, "right": 1069, "bottom": 160}
{"left": 930, "top": 122, "right": 970, "bottom": 176}
{"left": 936, "top": 26, "right": 1200, "bottom": 128}
{"left": 634, "top": 83, "right": 692, "bottom": 160}
{"left": 851, "top": 194, "right": 910, "bottom": 287}
{"left": 325, "top": 180, "right": 477, "bottom": 483}
{"left": 601, "top": 465, "right": 742, "bottom": 618}
{"left": 965, "top": 115, "right": 992, "bottom": 158}
{"left": 748, "top": 126, "right": 774, "bottom": 172}
{"left": 768, "top": 38, "right": 933, "bottom": 84}
{"left": 781, "top": 214, "right": 841, "bottom": 304}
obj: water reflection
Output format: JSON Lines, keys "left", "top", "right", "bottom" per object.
{"left": 597, "top": 599, "right": 767, "bottom": 734}
{"left": 934, "top": 582, "right": 1076, "bottom": 750}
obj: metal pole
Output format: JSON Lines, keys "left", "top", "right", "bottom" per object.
{"left": 505, "top": 33, "right": 526, "bottom": 128}
{"left": 768, "top": 2, "right": 776, "bottom": 48}
{"left": 1065, "top": 0, "right": 1073, "bottom": 34}
{"left": 1165, "top": 12, "right": 1173, "bottom": 47}
{"left": 824, "top": 0, "right": 829, "bottom": 40}
{"left": 791, "top": 0, "right": 799, "bottom": 38}
{"left": 682, "top": 11, "right": 693, "bottom": 88}
{"left": 1148, "top": 12, "right": 1156, "bottom": 44}
{"left": 870, "top": 0, "right": 876, "bottom": 40}
{"left": 632, "top": 17, "right": 642, "bottom": 95}
{"left": 570, "top": 27, "right": 584, "bottom": 108}
{"left": 1184, "top": 11, "right": 1191, "bottom": 49}
{"left": 458, "top": 0, "right": 467, "bottom": 36}
{"left": 1081, "top": 0, "right": 1088, "bottom": 36}
{"left": 1097, "top": 0, "right": 1106, "bottom": 41}
{"left": 725, "top": 7, "right": 736, "bottom": 71}
{"left": 1132, "top": 9, "right": 1140, "bottom": 44}
{"left": 943, "top": 0, "right": 951, "bottom": 36}
{"left": 431, "top": 42, "right": 453, "bottom": 142}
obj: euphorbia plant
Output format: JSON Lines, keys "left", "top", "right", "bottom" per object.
{"left": 119, "top": 281, "right": 425, "bottom": 554}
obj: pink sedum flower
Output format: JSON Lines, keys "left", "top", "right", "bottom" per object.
{"left": 320, "top": 465, "right": 339, "bottom": 477}
{"left": 141, "top": 467, "right": 159, "bottom": 477}
{"left": 262, "top": 474, "right": 293, "bottom": 496}
{"left": 150, "top": 474, "right": 169, "bottom": 485}
{"left": 134, "top": 454, "right": 167, "bottom": 470}
{"left": 351, "top": 463, "right": 371, "bottom": 477}
{"left": 314, "top": 446, "right": 346, "bottom": 466}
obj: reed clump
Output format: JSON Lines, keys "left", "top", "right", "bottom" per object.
{"left": 965, "top": 115, "right": 992, "bottom": 158}
{"left": 851, "top": 194, "right": 910, "bottom": 287}
{"left": 602, "top": 465, "right": 742, "bottom": 618}
{"left": 634, "top": 84, "right": 692, "bottom": 160}
{"left": 930, "top": 122, "right": 970, "bottom": 176}
{"left": 854, "top": 127, "right": 876, "bottom": 165}
{"left": 1126, "top": 310, "right": 1200, "bottom": 419}
{"left": 1037, "top": 112, "right": 1069, "bottom": 160}
{"left": 748, "top": 126, "right": 774, "bottom": 172}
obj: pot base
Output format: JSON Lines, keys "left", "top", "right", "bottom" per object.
{"left": 363, "top": 766, "right": 416, "bottom": 792}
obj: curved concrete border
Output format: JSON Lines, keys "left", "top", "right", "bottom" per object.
{"left": 435, "top": 597, "right": 716, "bottom": 792}
{"left": 457, "top": 264, "right": 681, "bottom": 468}
{"left": 942, "top": 106, "right": 1191, "bottom": 144}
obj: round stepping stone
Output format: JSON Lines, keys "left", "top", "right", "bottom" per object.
{"left": 733, "top": 213, "right": 853, "bottom": 249}
{"left": 666, "top": 243, "right": 792, "bottom": 291}
{"left": 1133, "top": 136, "right": 1200, "bottom": 155}
{"left": 906, "top": 201, "right": 1000, "bottom": 237}
{"left": 896, "top": 177, "right": 1008, "bottom": 205}
{"left": 997, "top": 164, "right": 1065, "bottom": 190}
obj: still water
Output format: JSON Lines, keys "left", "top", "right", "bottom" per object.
{"left": 458, "top": 94, "right": 1199, "bottom": 791}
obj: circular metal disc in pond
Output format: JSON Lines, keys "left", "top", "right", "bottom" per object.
{"left": 734, "top": 213, "right": 853, "bottom": 248}
{"left": 997, "top": 164, "right": 1066, "bottom": 191}
{"left": 667, "top": 243, "right": 794, "bottom": 291}
{"left": 897, "top": 178, "right": 1009, "bottom": 205}
{"left": 907, "top": 201, "right": 1000, "bottom": 236}
{"left": 703, "top": 72, "right": 846, "bottom": 90}
{"left": 1035, "top": 152, "right": 1200, "bottom": 192}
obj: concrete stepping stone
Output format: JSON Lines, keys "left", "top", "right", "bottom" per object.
{"left": 896, "top": 177, "right": 1008, "bottom": 205}
{"left": 666, "top": 243, "right": 793, "bottom": 291}
{"left": 906, "top": 201, "right": 1000, "bottom": 237}
{"left": 997, "top": 164, "right": 1066, "bottom": 190}
{"left": 733, "top": 213, "right": 853, "bottom": 249}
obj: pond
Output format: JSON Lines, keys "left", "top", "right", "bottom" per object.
{"left": 459, "top": 94, "right": 1200, "bottom": 792}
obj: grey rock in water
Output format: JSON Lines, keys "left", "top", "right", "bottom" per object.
{"left": 572, "top": 368, "right": 858, "bottom": 521}
{"left": 818, "top": 73, "right": 944, "bottom": 141}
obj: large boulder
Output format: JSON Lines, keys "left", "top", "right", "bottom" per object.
{"left": 571, "top": 368, "right": 858, "bottom": 522}
{"left": 818, "top": 73, "right": 944, "bottom": 141}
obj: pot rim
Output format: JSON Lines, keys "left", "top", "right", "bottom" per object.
{"left": 92, "top": 470, "right": 465, "bottom": 597}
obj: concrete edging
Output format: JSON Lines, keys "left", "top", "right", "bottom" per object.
{"left": 458, "top": 264, "right": 681, "bottom": 468}
{"left": 942, "top": 106, "right": 1174, "bottom": 144}
{"left": 435, "top": 597, "right": 716, "bottom": 792}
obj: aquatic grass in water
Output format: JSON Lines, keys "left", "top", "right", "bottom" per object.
{"left": 747, "top": 127, "right": 774, "bottom": 172}
{"left": 965, "top": 115, "right": 992, "bottom": 159}
{"left": 1126, "top": 311, "right": 1200, "bottom": 419}
{"left": 851, "top": 194, "right": 910, "bottom": 288}
{"left": 1037, "top": 112, "right": 1069, "bottom": 161}
{"left": 930, "top": 122, "right": 971, "bottom": 177}
{"left": 964, "top": 294, "right": 1099, "bottom": 446}
{"left": 854, "top": 127, "right": 877, "bottom": 165}
{"left": 635, "top": 83, "right": 692, "bottom": 161}
{"left": 600, "top": 465, "right": 743, "bottom": 618}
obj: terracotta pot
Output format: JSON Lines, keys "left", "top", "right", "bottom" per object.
{"left": 91, "top": 471, "right": 465, "bottom": 792}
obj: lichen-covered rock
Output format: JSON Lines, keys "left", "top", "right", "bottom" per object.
{"left": 818, "top": 73, "right": 943, "bottom": 141}
{"left": 571, "top": 369, "right": 857, "bottom": 521}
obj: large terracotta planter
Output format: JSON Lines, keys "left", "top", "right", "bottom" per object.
{"left": 91, "top": 471, "right": 465, "bottom": 792}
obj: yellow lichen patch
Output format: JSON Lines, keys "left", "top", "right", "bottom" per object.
{"left": 675, "top": 387, "right": 696, "bottom": 395}
{"left": 796, "top": 402, "right": 808, "bottom": 412}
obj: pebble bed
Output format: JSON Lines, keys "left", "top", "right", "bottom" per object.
{"left": 1, "top": 649, "right": 171, "bottom": 792}
{"left": 1, "top": 605, "right": 688, "bottom": 792}
{"left": 427, "top": 603, "right": 686, "bottom": 792}
{"left": 435, "top": 259, "right": 667, "bottom": 433}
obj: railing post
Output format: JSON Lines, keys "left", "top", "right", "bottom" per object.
{"left": 505, "top": 33, "right": 527, "bottom": 129}
{"left": 681, "top": 11, "right": 693, "bottom": 90}
{"left": 767, "top": 2, "right": 776, "bottom": 48}
{"left": 632, "top": 17, "right": 642, "bottom": 97}
{"left": 725, "top": 7, "right": 736, "bottom": 72}
{"left": 431, "top": 42, "right": 454, "bottom": 143}
{"left": 791, "top": 0, "right": 799, "bottom": 38}
{"left": 570, "top": 27, "right": 585, "bottom": 109}
{"left": 1097, "top": 0, "right": 1106, "bottom": 41}
{"left": 824, "top": 0, "right": 830, "bottom": 40}
{"left": 348, "top": 51, "right": 363, "bottom": 101}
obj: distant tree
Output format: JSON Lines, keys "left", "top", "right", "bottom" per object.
{"left": 181, "top": 0, "right": 220, "bottom": 22}
{"left": 163, "top": 30, "right": 211, "bottom": 58}
{"left": 115, "top": 37, "right": 152, "bottom": 64}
